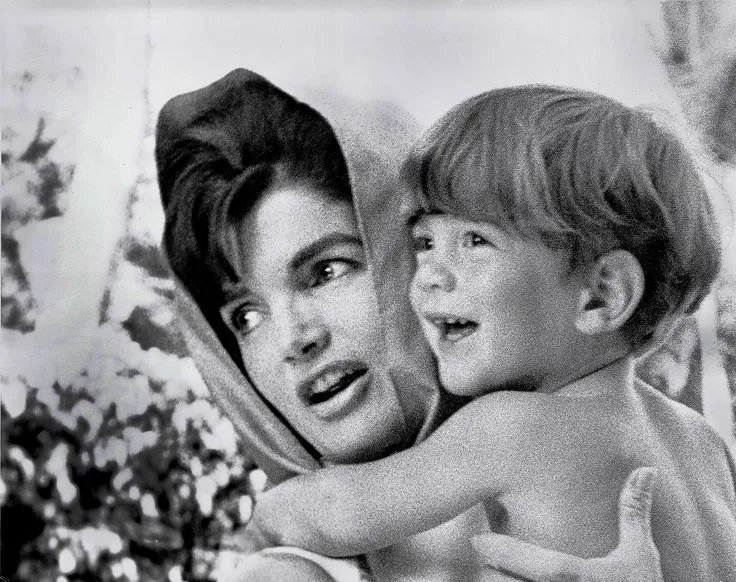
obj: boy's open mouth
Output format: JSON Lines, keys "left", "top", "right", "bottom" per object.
{"left": 429, "top": 317, "right": 479, "bottom": 342}
{"left": 301, "top": 365, "right": 368, "bottom": 405}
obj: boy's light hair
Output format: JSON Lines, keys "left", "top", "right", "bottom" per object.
{"left": 402, "top": 86, "right": 722, "bottom": 348}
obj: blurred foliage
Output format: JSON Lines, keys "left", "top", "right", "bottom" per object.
{"left": 2, "top": 92, "right": 264, "bottom": 581}
{"left": 656, "top": 0, "right": 736, "bottom": 425}
{"left": 1, "top": 380, "right": 260, "bottom": 582}
{"left": 660, "top": 1, "right": 736, "bottom": 163}
{"left": 1, "top": 116, "right": 74, "bottom": 333}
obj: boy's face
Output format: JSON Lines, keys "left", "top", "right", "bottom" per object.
{"left": 219, "top": 184, "right": 410, "bottom": 464}
{"left": 409, "top": 213, "right": 583, "bottom": 396}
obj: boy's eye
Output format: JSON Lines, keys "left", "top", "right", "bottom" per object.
{"left": 309, "top": 259, "right": 357, "bottom": 288}
{"left": 231, "top": 307, "right": 265, "bottom": 335}
{"left": 463, "top": 232, "right": 494, "bottom": 248}
{"left": 411, "top": 235, "right": 434, "bottom": 253}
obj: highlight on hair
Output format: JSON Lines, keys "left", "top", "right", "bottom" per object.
{"left": 402, "top": 85, "right": 722, "bottom": 347}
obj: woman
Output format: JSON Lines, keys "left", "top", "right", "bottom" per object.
{"left": 155, "top": 68, "right": 665, "bottom": 581}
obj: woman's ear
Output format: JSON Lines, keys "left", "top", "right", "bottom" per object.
{"left": 575, "top": 249, "right": 645, "bottom": 335}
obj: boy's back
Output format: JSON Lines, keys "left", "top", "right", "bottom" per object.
{"left": 493, "top": 378, "right": 736, "bottom": 582}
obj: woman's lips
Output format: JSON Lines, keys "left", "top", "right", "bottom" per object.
{"left": 298, "top": 362, "right": 371, "bottom": 420}
{"left": 308, "top": 368, "right": 366, "bottom": 405}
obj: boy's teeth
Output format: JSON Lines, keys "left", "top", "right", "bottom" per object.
{"left": 428, "top": 316, "right": 479, "bottom": 341}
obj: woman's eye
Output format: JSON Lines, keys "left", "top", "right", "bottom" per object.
{"left": 231, "top": 308, "right": 265, "bottom": 335}
{"left": 310, "top": 259, "right": 356, "bottom": 287}
{"left": 463, "top": 232, "right": 494, "bottom": 248}
{"left": 411, "top": 235, "right": 434, "bottom": 253}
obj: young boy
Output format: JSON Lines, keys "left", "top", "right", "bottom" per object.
{"left": 250, "top": 86, "right": 736, "bottom": 581}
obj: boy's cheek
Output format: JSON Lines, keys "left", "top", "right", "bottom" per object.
{"left": 436, "top": 357, "right": 487, "bottom": 397}
{"left": 407, "top": 279, "right": 422, "bottom": 311}
{"left": 417, "top": 319, "right": 438, "bottom": 346}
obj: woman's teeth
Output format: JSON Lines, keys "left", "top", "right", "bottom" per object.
{"left": 309, "top": 368, "right": 365, "bottom": 404}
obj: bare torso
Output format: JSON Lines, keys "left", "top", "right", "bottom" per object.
{"left": 492, "top": 379, "right": 736, "bottom": 582}
{"left": 367, "top": 505, "right": 489, "bottom": 582}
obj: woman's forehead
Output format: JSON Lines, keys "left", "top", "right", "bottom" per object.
{"left": 219, "top": 186, "right": 362, "bottom": 290}
{"left": 246, "top": 183, "right": 355, "bottom": 228}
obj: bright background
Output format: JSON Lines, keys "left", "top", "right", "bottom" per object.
{"left": 2, "top": 0, "right": 689, "bottom": 391}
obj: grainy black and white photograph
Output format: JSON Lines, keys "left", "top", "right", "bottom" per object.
{"left": 2, "top": 1, "right": 736, "bottom": 581}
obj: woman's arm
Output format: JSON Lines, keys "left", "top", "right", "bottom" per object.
{"left": 251, "top": 394, "right": 524, "bottom": 556}
{"left": 472, "top": 467, "right": 664, "bottom": 582}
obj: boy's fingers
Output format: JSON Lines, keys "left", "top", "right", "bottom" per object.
{"left": 617, "top": 466, "right": 657, "bottom": 547}
{"left": 471, "top": 533, "right": 588, "bottom": 582}
{"left": 471, "top": 468, "right": 660, "bottom": 582}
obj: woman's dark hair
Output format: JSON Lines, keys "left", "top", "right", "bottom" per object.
{"left": 156, "top": 70, "right": 351, "bottom": 365}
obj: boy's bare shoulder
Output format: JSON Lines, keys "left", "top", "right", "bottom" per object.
{"left": 449, "top": 389, "right": 559, "bottom": 441}
{"left": 459, "top": 389, "right": 545, "bottom": 421}
{"left": 634, "top": 378, "right": 725, "bottom": 445}
{"left": 634, "top": 378, "right": 736, "bottom": 498}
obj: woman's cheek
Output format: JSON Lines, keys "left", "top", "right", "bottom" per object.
{"left": 331, "top": 279, "right": 384, "bottom": 344}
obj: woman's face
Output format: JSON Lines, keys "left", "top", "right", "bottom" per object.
{"left": 219, "top": 183, "right": 410, "bottom": 464}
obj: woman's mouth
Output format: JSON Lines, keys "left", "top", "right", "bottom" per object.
{"left": 428, "top": 316, "right": 479, "bottom": 342}
{"left": 307, "top": 367, "right": 367, "bottom": 405}
{"left": 298, "top": 362, "right": 371, "bottom": 420}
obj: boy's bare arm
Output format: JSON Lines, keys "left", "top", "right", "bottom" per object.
{"left": 251, "top": 392, "right": 530, "bottom": 557}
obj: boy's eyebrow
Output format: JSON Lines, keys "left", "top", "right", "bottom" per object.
{"left": 290, "top": 232, "right": 363, "bottom": 271}
{"left": 407, "top": 209, "right": 440, "bottom": 227}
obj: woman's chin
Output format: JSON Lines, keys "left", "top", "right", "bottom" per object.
{"left": 309, "top": 367, "right": 414, "bottom": 464}
{"left": 318, "top": 409, "right": 412, "bottom": 465}
{"left": 321, "top": 433, "right": 408, "bottom": 465}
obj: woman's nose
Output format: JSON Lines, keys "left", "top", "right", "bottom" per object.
{"left": 413, "top": 258, "right": 456, "bottom": 293}
{"left": 279, "top": 306, "right": 330, "bottom": 363}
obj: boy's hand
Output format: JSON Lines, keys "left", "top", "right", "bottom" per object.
{"left": 471, "top": 467, "right": 664, "bottom": 582}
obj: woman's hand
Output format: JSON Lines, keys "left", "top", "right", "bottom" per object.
{"left": 216, "top": 518, "right": 340, "bottom": 582}
{"left": 471, "top": 467, "right": 664, "bottom": 582}
{"left": 215, "top": 550, "right": 338, "bottom": 582}
{"left": 237, "top": 508, "right": 279, "bottom": 555}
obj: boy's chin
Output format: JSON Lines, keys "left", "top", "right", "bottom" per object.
{"left": 439, "top": 365, "right": 536, "bottom": 396}
{"left": 438, "top": 366, "right": 489, "bottom": 397}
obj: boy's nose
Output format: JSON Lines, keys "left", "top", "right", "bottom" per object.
{"left": 414, "top": 259, "right": 456, "bottom": 293}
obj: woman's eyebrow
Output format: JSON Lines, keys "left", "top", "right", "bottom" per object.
{"left": 220, "top": 282, "right": 256, "bottom": 305}
{"left": 290, "top": 233, "right": 363, "bottom": 271}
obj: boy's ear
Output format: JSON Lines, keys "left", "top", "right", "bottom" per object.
{"left": 575, "top": 249, "right": 645, "bottom": 335}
